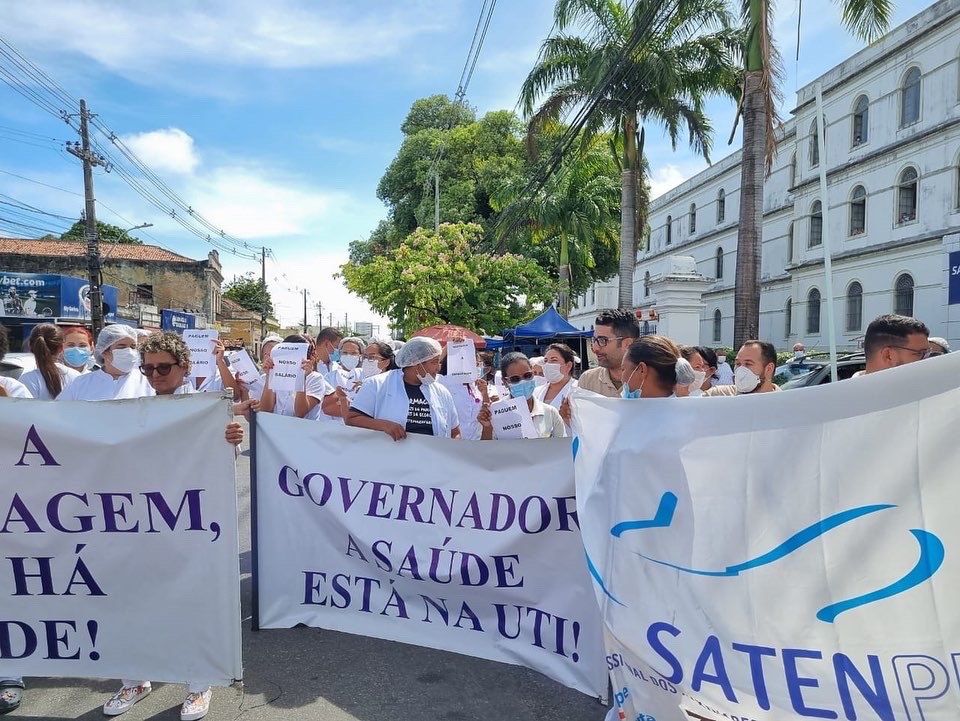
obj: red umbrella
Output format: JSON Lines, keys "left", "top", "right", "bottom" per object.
{"left": 412, "top": 324, "right": 487, "bottom": 349}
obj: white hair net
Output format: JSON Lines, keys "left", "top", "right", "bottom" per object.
{"left": 94, "top": 324, "right": 139, "bottom": 364}
{"left": 395, "top": 337, "right": 442, "bottom": 368}
{"left": 339, "top": 336, "right": 367, "bottom": 351}
{"left": 389, "top": 340, "right": 406, "bottom": 352}
{"left": 675, "top": 357, "right": 696, "bottom": 386}
{"left": 929, "top": 337, "right": 951, "bottom": 353}
{"left": 529, "top": 356, "right": 545, "bottom": 367}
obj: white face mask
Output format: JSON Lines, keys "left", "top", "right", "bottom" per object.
{"left": 108, "top": 347, "right": 139, "bottom": 374}
{"left": 339, "top": 353, "right": 360, "bottom": 371}
{"left": 718, "top": 355, "right": 727, "bottom": 364}
{"left": 542, "top": 362, "right": 564, "bottom": 383}
{"left": 794, "top": 350, "right": 804, "bottom": 358}
{"left": 734, "top": 366, "right": 761, "bottom": 394}
{"left": 534, "top": 376, "right": 548, "bottom": 387}
{"left": 691, "top": 370, "right": 706, "bottom": 389}
{"left": 361, "top": 358, "right": 381, "bottom": 378}
{"left": 417, "top": 364, "right": 437, "bottom": 385}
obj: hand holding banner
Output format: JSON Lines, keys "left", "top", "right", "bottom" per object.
{"left": 490, "top": 397, "right": 538, "bottom": 439}
{"left": 269, "top": 343, "right": 309, "bottom": 392}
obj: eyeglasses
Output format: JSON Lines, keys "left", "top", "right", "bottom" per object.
{"left": 140, "top": 363, "right": 176, "bottom": 376}
{"left": 928, "top": 351, "right": 945, "bottom": 357}
{"left": 591, "top": 336, "right": 625, "bottom": 348}
{"left": 505, "top": 371, "right": 535, "bottom": 384}
{"left": 889, "top": 345, "right": 930, "bottom": 359}
{"left": 364, "top": 356, "right": 386, "bottom": 362}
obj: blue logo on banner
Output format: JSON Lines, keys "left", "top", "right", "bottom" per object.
{"left": 590, "top": 492, "right": 944, "bottom": 622}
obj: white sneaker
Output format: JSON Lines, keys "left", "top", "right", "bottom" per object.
{"left": 103, "top": 684, "right": 151, "bottom": 716}
{"left": 180, "top": 687, "right": 212, "bottom": 721}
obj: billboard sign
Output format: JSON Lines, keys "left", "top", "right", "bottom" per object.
{"left": 161, "top": 309, "right": 197, "bottom": 333}
{"left": 0, "top": 272, "right": 117, "bottom": 322}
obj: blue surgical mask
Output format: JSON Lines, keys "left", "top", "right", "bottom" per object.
{"left": 510, "top": 379, "right": 538, "bottom": 399}
{"left": 64, "top": 347, "right": 91, "bottom": 367}
{"left": 330, "top": 349, "right": 341, "bottom": 363}
{"left": 621, "top": 368, "right": 643, "bottom": 399}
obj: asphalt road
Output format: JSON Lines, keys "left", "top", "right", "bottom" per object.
{"left": 12, "top": 423, "right": 608, "bottom": 721}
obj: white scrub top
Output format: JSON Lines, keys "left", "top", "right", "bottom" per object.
{"left": 0, "top": 376, "right": 33, "bottom": 398}
{"left": 351, "top": 368, "right": 460, "bottom": 438}
{"left": 19, "top": 363, "right": 81, "bottom": 400}
{"left": 56, "top": 368, "right": 155, "bottom": 401}
{"left": 325, "top": 366, "right": 364, "bottom": 402}
{"left": 439, "top": 375, "right": 483, "bottom": 440}
{"left": 533, "top": 377, "right": 578, "bottom": 409}
{"left": 304, "top": 371, "right": 337, "bottom": 421}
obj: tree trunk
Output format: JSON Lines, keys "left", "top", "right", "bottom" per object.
{"left": 618, "top": 113, "right": 639, "bottom": 310}
{"left": 734, "top": 70, "right": 766, "bottom": 349}
{"left": 558, "top": 231, "right": 571, "bottom": 318}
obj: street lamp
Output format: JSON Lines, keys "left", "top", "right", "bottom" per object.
{"left": 124, "top": 223, "right": 153, "bottom": 234}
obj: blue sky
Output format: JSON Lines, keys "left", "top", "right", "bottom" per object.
{"left": 0, "top": 0, "right": 931, "bottom": 328}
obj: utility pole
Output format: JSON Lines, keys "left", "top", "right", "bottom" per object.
{"left": 260, "top": 247, "right": 267, "bottom": 342}
{"left": 66, "top": 99, "right": 109, "bottom": 336}
{"left": 344, "top": 313, "right": 349, "bottom": 333}
{"left": 328, "top": 312, "right": 333, "bottom": 328}
{"left": 315, "top": 302, "right": 322, "bottom": 327}
{"left": 302, "top": 289, "right": 308, "bottom": 334}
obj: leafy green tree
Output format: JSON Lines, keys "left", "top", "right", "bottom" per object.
{"left": 521, "top": 0, "right": 740, "bottom": 308}
{"left": 339, "top": 223, "right": 554, "bottom": 337}
{"left": 493, "top": 137, "right": 621, "bottom": 317}
{"left": 732, "top": 0, "right": 890, "bottom": 348}
{"left": 61, "top": 220, "right": 145, "bottom": 245}
{"left": 401, "top": 94, "right": 476, "bottom": 136}
{"left": 223, "top": 273, "right": 274, "bottom": 316}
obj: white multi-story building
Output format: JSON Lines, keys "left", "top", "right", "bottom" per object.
{"left": 570, "top": 0, "right": 960, "bottom": 352}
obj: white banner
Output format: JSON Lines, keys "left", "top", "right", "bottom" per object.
{"left": 573, "top": 354, "right": 960, "bottom": 721}
{"left": 254, "top": 413, "right": 606, "bottom": 697}
{"left": 0, "top": 394, "right": 242, "bottom": 686}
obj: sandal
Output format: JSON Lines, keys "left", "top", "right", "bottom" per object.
{"left": 0, "top": 681, "right": 24, "bottom": 715}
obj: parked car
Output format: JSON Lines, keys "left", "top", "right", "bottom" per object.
{"left": 0, "top": 352, "right": 36, "bottom": 380}
{"left": 779, "top": 353, "right": 866, "bottom": 389}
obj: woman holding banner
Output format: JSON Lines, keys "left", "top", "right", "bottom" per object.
{"left": 56, "top": 324, "right": 155, "bottom": 401}
{"left": 347, "top": 336, "right": 461, "bottom": 440}
{"left": 477, "top": 352, "right": 566, "bottom": 440}
{"left": 619, "top": 336, "right": 696, "bottom": 399}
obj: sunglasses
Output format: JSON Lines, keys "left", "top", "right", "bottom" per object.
{"left": 140, "top": 363, "right": 176, "bottom": 376}
{"left": 505, "top": 371, "right": 535, "bottom": 384}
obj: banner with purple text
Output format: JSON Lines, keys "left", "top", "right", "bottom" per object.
{"left": 0, "top": 394, "right": 242, "bottom": 686}
{"left": 254, "top": 413, "right": 606, "bottom": 697}
{"left": 573, "top": 353, "right": 960, "bottom": 721}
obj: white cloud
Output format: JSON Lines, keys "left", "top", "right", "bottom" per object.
{"left": 649, "top": 165, "right": 691, "bottom": 199}
{"left": 2, "top": 0, "right": 456, "bottom": 81}
{"left": 121, "top": 128, "right": 199, "bottom": 175}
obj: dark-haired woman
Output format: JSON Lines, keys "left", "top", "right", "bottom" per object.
{"left": 534, "top": 342, "right": 578, "bottom": 409}
{"left": 19, "top": 323, "right": 81, "bottom": 399}
{"left": 619, "top": 336, "right": 695, "bottom": 399}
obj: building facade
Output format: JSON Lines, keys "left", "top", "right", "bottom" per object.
{"left": 570, "top": 0, "right": 960, "bottom": 352}
{"left": 0, "top": 239, "right": 224, "bottom": 328}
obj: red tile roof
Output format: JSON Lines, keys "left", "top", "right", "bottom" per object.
{"left": 0, "top": 238, "right": 198, "bottom": 263}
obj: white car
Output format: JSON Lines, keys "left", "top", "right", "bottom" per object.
{"left": 0, "top": 351, "right": 37, "bottom": 380}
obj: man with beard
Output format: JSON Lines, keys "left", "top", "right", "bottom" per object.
{"left": 703, "top": 340, "right": 780, "bottom": 396}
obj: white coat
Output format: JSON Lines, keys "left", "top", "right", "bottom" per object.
{"left": 20, "top": 364, "right": 82, "bottom": 400}
{"left": 56, "top": 368, "right": 155, "bottom": 401}
{"left": 351, "top": 368, "right": 459, "bottom": 438}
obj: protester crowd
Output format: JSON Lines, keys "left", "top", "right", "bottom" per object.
{"left": 0, "top": 306, "right": 945, "bottom": 719}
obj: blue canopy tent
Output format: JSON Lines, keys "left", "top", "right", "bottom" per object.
{"left": 500, "top": 306, "right": 593, "bottom": 371}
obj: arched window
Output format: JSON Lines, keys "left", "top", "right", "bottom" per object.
{"left": 665, "top": 215, "right": 672, "bottom": 245}
{"left": 785, "top": 298, "right": 793, "bottom": 338}
{"left": 689, "top": 203, "right": 697, "bottom": 234}
{"left": 790, "top": 152, "right": 798, "bottom": 187}
{"left": 901, "top": 67, "right": 921, "bottom": 127}
{"left": 846, "top": 282, "right": 863, "bottom": 332}
{"left": 644, "top": 270, "right": 651, "bottom": 298}
{"left": 897, "top": 167, "right": 918, "bottom": 223}
{"left": 807, "top": 288, "right": 821, "bottom": 334}
{"left": 716, "top": 189, "right": 726, "bottom": 223}
{"left": 809, "top": 201, "right": 823, "bottom": 247}
{"left": 590, "top": 286, "right": 596, "bottom": 305}
{"left": 895, "top": 273, "right": 914, "bottom": 316}
{"left": 787, "top": 222, "right": 795, "bottom": 263}
{"left": 852, "top": 95, "right": 869, "bottom": 146}
{"left": 715, "top": 247, "right": 724, "bottom": 279}
{"left": 849, "top": 185, "right": 866, "bottom": 236}
{"left": 809, "top": 120, "right": 820, "bottom": 168}
{"left": 712, "top": 309, "right": 722, "bottom": 343}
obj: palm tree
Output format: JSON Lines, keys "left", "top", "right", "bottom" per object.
{"left": 521, "top": 0, "right": 740, "bottom": 310}
{"left": 732, "top": 0, "right": 892, "bottom": 348}
{"left": 493, "top": 138, "right": 621, "bottom": 317}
